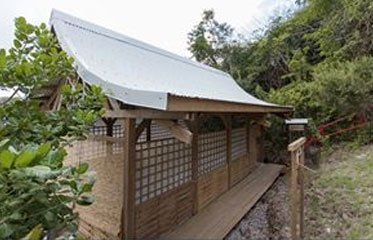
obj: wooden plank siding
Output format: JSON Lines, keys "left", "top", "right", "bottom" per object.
{"left": 65, "top": 116, "right": 279, "bottom": 240}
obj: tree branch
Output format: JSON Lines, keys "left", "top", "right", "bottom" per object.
{"left": 0, "top": 88, "right": 20, "bottom": 106}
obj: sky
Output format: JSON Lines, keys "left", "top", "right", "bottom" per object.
{"left": 0, "top": 0, "right": 296, "bottom": 97}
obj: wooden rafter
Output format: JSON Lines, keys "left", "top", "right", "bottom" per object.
{"left": 107, "top": 97, "right": 121, "bottom": 111}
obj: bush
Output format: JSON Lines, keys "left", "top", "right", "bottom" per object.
{"left": 0, "top": 141, "right": 95, "bottom": 239}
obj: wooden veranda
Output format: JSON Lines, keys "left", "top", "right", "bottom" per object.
{"left": 45, "top": 10, "right": 295, "bottom": 240}
{"left": 65, "top": 100, "right": 291, "bottom": 240}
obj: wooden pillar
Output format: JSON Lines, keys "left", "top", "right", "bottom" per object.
{"left": 122, "top": 118, "right": 136, "bottom": 239}
{"left": 226, "top": 115, "right": 232, "bottom": 188}
{"left": 299, "top": 146, "right": 305, "bottom": 238}
{"left": 290, "top": 150, "right": 298, "bottom": 239}
{"left": 191, "top": 115, "right": 199, "bottom": 215}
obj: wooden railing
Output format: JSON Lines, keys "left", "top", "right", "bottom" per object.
{"left": 288, "top": 137, "right": 306, "bottom": 239}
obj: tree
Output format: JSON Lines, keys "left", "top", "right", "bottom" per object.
{"left": 0, "top": 17, "right": 105, "bottom": 239}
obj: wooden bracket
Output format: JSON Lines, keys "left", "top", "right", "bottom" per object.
{"left": 155, "top": 120, "right": 193, "bottom": 144}
{"left": 135, "top": 119, "right": 152, "bottom": 141}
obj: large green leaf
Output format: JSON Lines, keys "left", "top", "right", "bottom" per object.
{"left": 77, "top": 194, "right": 95, "bottom": 206}
{"left": 0, "top": 49, "right": 6, "bottom": 70}
{"left": 15, "top": 150, "right": 37, "bottom": 168}
{"left": 36, "top": 142, "right": 52, "bottom": 159}
{"left": 22, "top": 224, "right": 43, "bottom": 240}
{"left": 24, "top": 165, "right": 53, "bottom": 179}
{"left": 0, "top": 149, "right": 16, "bottom": 169}
{"left": 76, "top": 162, "right": 89, "bottom": 174}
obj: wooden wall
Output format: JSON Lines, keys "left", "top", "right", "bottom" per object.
{"left": 65, "top": 140, "right": 125, "bottom": 240}
{"left": 65, "top": 120, "right": 263, "bottom": 239}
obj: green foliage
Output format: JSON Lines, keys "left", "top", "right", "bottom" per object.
{"left": 314, "top": 57, "right": 373, "bottom": 117}
{"left": 188, "top": 10, "right": 234, "bottom": 68}
{"left": 0, "top": 143, "right": 95, "bottom": 240}
{"left": 189, "top": 0, "right": 373, "bottom": 150}
{"left": 0, "top": 17, "right": 104, "bottom": 239}
{"left": 0, "top": 17, "right": 105, "bottom": 148}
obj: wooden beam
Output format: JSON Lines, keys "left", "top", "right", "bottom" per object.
{"left": 105, "top": 109, "right": 190, "bottom": 120}
{"left": 154, "top": 120, "right": 193, "bottom": 144}
{"left": 123, "top": 118, "right": 136, "bottom": 239}
{"left": 135, "top": 119, "right": 151, "bottom": 141}
{"left": 167, "top": 96, "right": 294, "bottom": 113}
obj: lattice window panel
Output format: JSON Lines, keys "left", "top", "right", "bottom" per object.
{"left": 231, "top": 128, "right": 247, "bottom": 161}
{"left": 112, "top": 125, "right": 124, "bottom": 137}
{"left": 90, "top": 124, "right": 123, "bottom": 138}
{"left": 150, "top": 122, "right": 173, "bottom": 140}
{"left": 90, "top": 125, "right": 107, "bottom": 136}
{"left": 135, "top": 138, "right": 192, "bottom": 204}
{"left": 198, "top": 130, "right": 227, "bottom": 176}
{"left": 137, "top": 121, "right": 188, "bottom": 142}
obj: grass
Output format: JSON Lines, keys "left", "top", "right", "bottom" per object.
{"left": 305, "top": 144, "right": 373, "bottom": 239}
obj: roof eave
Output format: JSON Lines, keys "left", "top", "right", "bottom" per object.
{"left": 166, "top": 95, "right": 294, "bottom": 114}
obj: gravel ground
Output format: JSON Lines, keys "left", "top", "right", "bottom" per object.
{"left": 225, "top": 176, "right": 290, "bottom": 240}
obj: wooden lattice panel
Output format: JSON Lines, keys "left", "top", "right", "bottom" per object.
{"left": 197, "top": 165, "right": 228, "bottom": 210}
{"left": 135, "top": 138, "right": 192, "bottom": 204}
{"left": 66, "top": 139, "right": 108, "bottom": 163}
{"left": 198, "top": 130, "right": 227, "bottom": 176}
{"left": 91, "top": 124, "right": 124, "bottom": 137}
{"left": 135, "top": 182, "right": 194, "bottom": 239}
{"left": 231, "top": 127, "right": 247, "bottom": 161}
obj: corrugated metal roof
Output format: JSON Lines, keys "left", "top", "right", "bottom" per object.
{"left": 50, "top": 10, "right": 290, "bottom": 111}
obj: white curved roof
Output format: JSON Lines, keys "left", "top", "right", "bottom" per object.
{"left": 50, "top": 10, "right": 290, "bottom": 112}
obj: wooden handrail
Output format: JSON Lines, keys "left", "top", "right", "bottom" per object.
{"left": 288, "top": 137, "right": 306, "bottom": 151}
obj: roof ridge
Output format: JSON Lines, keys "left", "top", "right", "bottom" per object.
{"left": 50, "top": 9, "right": 231, "bottom": 78}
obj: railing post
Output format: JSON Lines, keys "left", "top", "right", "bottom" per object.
{"left": 288, "top": 137, "right": 306, "bottom": 240}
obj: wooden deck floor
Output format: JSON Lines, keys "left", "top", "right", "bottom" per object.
{"left": 163, "top": 163, "right": 284, "bottom": 240}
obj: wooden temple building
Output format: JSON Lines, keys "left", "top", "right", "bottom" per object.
{"left": 46, "top": 10, "right": 294, "bottom": 240}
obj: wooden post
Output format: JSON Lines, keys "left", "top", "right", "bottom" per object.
{"left": 122, "top": 118, "right": 136, "bottom": 239}
{"left": 299, "top": 145, "right": 305, "bottom": 238}
{"left": 290, "top": 150, "right": 298, "bottom": 239}
{"left": 226, "top": 115, "right": 232, "bottom": 188}
{"left": 288, "top": 137, "right": 306, "bottom": 240}
{"left": 191, "top": 115, "right": 199, "bottom": 215}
